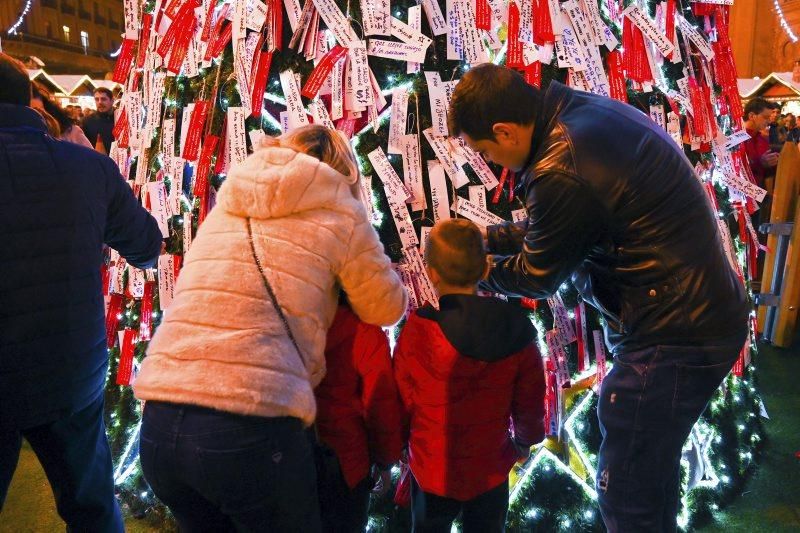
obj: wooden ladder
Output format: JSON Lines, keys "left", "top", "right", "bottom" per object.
{"left": 756, "top": 142, "right": 800, "bottom": 347}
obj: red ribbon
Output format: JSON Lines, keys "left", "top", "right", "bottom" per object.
{"left": 136, "top": 14, "right": 154, "bottom": 69}
{"left": 476, "top": 0, "right": 492, "bottom": 31}
{"left": 523, "top": 62, "right": 541, "bottom": 88}
{"left": 139, "top": 281, "right": 155, "bottom": 341}
{"left": 112, "top": 39, "right": 137, "bottom": 83}
{"left": 105, "top": 293, "right": 125, "bottom": 349}
{"left": 302, "top": 46, "right": 349, "bottom": 99}
{"left": 507, "top": 2, "right": 523, "bottom": 69}
{"left": 532, "top": 0, "right": 554, "bottom": 45}
{"left": 492, "top": 168, "right": 509, "bottom": 204}
{"left": 250, "top": 49, "right": 274, "bottom": 118}
{"left": 181, "top": 100, "right": 212, "bottom": 162}
{"left": 193, "top": 134, "right": 220, "bottom": 197}
{"left": 116, "top": 329, "right": 137, "bottom": 386}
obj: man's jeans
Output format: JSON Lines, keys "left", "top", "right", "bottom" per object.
{"left": 0, "top": 393, "right": 123, "bottom": 533}
{"left": 596, "top": 334, "right": 745, "bottom": 532}
{"left": 140, "top": 401, "right": 321, "bottom": 532}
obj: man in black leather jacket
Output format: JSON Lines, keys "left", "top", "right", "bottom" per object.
{"left": 449, "top": 64, "right": 749, "bottom": 532}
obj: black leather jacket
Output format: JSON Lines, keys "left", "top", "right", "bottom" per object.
{"left": 482, "top": 82, "right": 748, "bottom": 355}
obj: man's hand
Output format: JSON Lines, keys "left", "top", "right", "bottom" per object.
{"left": 760, "top": 150, "right": 779, "bottom": 169}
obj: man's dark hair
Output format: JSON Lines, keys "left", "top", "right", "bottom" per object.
{"left": 744, "top": 97, "right": 771, "bottom": 118}
{"left": 448, "top": 64, "right": 541, "bottom": 141}
{"left": 0, "top": 53, "right": 32, "bottom": 105}
{"left": 94, "top": 87, "right": 113, "bottom": 100}
{"left": 425, "top": 219, "right": 487, "bottom": 287}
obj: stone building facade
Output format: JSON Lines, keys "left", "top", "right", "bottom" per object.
{"left": 732, "top": 0, "right": 800, "bottom": 77}
{"left": 0, "top": 0, "right": 123, "bottom": 76}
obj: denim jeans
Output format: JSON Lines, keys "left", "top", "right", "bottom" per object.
{"left": 596, "top": 333, "right": 745, "bottom": 532}
{"left": 0, "top": 393, "right": 123, "bottom": 533}
{"left": 410, "top": 477, "right": 508, "bottom": 533}
{"left": 140, "top": 402, "right": 321, "bottom": 533}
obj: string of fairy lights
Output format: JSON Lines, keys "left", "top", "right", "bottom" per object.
{"left": 775, "top": 0, "right": 800, "bottom": 43}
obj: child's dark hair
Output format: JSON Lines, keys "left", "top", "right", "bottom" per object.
{"left": 425, "top": 219, "right": 487, "bottom": 287}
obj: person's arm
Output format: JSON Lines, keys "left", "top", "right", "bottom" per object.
{"left": 338, "top": 205, "right": 408, "bottom": 326}
{"left": 486, "top": 219, "right": 528, "bottom": 255}
{"left": 357, "top": 326, "right": 405, "bottom": 467}
{"left": 480, "top": 172, "right": 607, "bottom": 298}
{"left": 101, "top": 158, "right": 163, "bottom": 269}
{"left": 510, "top": 344, "right": 546, "bottom": 449}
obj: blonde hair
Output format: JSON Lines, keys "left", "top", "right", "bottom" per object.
{"left": 266, "top": 125, "right": 359, "bottom": 182}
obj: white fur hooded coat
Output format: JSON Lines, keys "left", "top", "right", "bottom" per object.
{"left": 134, "top": 147, "right": 407, "bottom": 425}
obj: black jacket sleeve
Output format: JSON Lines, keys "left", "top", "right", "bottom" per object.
{"left": 480, "top": 172, "right": 607, "bottom": 298}
{"left": 101, "top": 158, "right": 163, "bottom": 269}
{"left": 487, "top": 219, "right": 528, "bottom": 255}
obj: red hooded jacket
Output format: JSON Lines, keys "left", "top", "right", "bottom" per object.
{"left": 315, "top": 305, "right": 405, "bottom": 488}
{"left": 394, "top": 294, "right": 546, "bottom": 501}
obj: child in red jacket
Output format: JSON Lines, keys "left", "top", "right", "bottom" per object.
{"left": 394, "top": 219, "right": 546, "bottom": 533}
{"left": 314, "top": 297, "right": 405, "bottom": 533}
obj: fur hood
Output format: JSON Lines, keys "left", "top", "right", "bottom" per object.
{"left": 218, "top": 147, "right": 359, "bottom": 219}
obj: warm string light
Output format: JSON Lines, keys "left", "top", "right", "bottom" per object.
{"left": 7, "top": 0, "right": 34, "bottom": 35}
{"left": 109, "top": 42, "right": 124, "bottom": 58}
{"left": 775, "top": 0, "right": 799, "bottom": 43}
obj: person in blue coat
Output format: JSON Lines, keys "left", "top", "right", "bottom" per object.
{"left": 0, "top": 53, "right": 163, "bottom": 532}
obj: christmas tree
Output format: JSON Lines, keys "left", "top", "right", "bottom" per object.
{"left": 104, "top": 0, "right": 766, "bottom": 530}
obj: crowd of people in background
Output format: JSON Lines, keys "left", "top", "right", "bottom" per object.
{"left": 26, "top": 81, "right": 119, "bottom": 154}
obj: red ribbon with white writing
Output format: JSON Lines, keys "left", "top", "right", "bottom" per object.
{"left": 136, "top": 13, "right": 153, "bottom": 69}
{"left": 112, "top": 39, "right": 137, "bottom": 83}
{"left": 193, "top": 134, "right": 220, "bottom": 197}
{"left": 575, "top": 301, "right": 589, "bottom": 372}
{"left": 476, "top": 0, "right": 492, "bottom": 31}
{"left": 182, "top": 100, "right": 211, "bottom": 162}
{"left": 523, "top": 62, "right": 541, "bottom": 88}
{"left": 139, "top": 281, "right": 155, "bottom": 341}
{"left": 251, "top": 49, "right": 274, "bottom": 118}
{"left": 492, "top": 168, "right": 509, "bottom": 204}
{"left": 606, "top": 49, "right": 627, "bottom": 103}
{"left": 105, "top": 293, "right": 125, "bottom": 349}
{"left": 507, "top": 2, "right": 523, "bottom": 69}
{"left": 116, "top": 328, "right": 137, "bottom": 386}
{"left": 302, "top": 46, "right": 349, "bottom": 99}
{"left": 533, "top": 0, "right": 554, "bottom": 45}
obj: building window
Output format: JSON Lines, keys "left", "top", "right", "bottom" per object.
{"left": 63, "top": 26, "right": 70, "bottom": 43}
{"left": 97, "top": 35, "right": 103, "bottom": 50}
{"left": 80, "top": 31, "right": 89, "bottom": 52}
{"left": 45, "top": 22, "right": 52, "bottom": 39}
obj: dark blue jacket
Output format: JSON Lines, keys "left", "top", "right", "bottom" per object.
{"left": 0, "top": 104, "right": 162, "bottom": 429}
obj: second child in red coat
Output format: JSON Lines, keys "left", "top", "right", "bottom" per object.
{"left": 394, "top": 219, "right": 546, "bottom": 533}
{"left": 314, "top": 298, "right": 405, "bottom": 532}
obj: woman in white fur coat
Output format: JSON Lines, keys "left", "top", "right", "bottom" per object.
{"left": 134, "top": 125, "right": 407, "bottom": 532}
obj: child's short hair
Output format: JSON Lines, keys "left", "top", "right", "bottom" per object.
{"left": 425, "top": 219, "right": 487, "bottom": 287}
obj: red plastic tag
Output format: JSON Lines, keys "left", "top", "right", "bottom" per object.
{"left": 112, "top": 39, "right": 137, "bottom": 83}
{"left": 476, "top": 0, "right": 492, "bottom": 31}
{"left": 181, "top": 100, "right": 211, "bottom": 162}
{"left": 507, "top": 2, "right": 523, "bottom": 69}
{"left": 302, "top": 45, "right": 348, "bottom": 99}
{"left": 250, "top": 49, "right": 274, "bottom": 118}
{"left": 116, "top": 328, "right": 137, "bottom": 386}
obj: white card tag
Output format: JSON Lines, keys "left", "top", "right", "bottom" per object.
{"left": 279, "top": 70, "right": 310, "bottom": 128}
{"left": 469, "top": 185, "right": 487, "bottom": 210}
{"left": 451, "top": 197, "right": 504, "bottom": 227}
{"left": 228, "top": 107, "right": 248, "bottom": 166}
{"left": 677, "top": 15, "right": 715, "bottom": 60}
{"left": 428, "top": 160, "right": 451, "bottom": 223}
{"left": 623, "top": 4, "right": 674, "bottom": 58}
{"left": 368, "top": 147, "right": 412, "bottom": 201}
{"left": 401, "top": 135, "right": 426, "bottom": 211}
{"left": 158, "top": 254, "right": 176, "bottom": 310}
